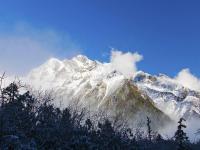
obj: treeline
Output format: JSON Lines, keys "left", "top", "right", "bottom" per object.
{"left": 0, "top": 82, "right": 200, "bottom": 150}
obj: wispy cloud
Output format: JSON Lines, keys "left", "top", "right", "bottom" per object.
{"left": 0, "top": 22, "right": 81, "bottom": 75}
{"left": 110, "top": 49, "right": 143, "bottom": 78}
{"left": 175, "top": 68, "right": 200, "bottom": 91}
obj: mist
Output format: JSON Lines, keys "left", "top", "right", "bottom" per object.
{"left": 175, "top": 68, "right": 200, "bottom": 92}
{"left": 0, "top": 22, "right": 81, "bottom": 75}
{"left": 110, "top": 49, "right": 143, "bottom": 78}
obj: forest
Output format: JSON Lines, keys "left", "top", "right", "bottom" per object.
{"left": 0, "top": 82, "right": 200, "bottom": 150}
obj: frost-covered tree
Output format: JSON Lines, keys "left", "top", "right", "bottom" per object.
{"left": 174, "top": 118, "right": 189, "bottom": 150}
{"left": 147, "top": 116, "right": 152, "bottom": 142}
{"left": 0, "top": 83, "right": 37, "bottom": 149}
{"left": 1, "top": 81, "right": 200, "bottom": 149}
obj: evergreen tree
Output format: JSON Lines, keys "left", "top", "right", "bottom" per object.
{"left": 1, "top": 82, "right": 199, "bottom": 149}
{"left": 174, "top": 118, "right": 189, "bottom": 150}
{"left": 147, "top": 116, "right": 152, "bottom": 142}
{"left": 85, "top": 118, "right": 93, "bottom": 131}
{"left": 156, "top": 134, "right": 163, "bottom": 142}
{"left": 2, "top": 82, "right": 19, "bottom": 104}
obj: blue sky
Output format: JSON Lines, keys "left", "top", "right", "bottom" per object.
{"left": 0, "top": 0, "right": 199, "bottom": 77}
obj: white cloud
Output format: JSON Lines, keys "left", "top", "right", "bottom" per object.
{"left": 0, "top": 22, "right": 81, "bottom": 75}
{"left": 161, "top": 117, "right": 200, "bottom": 142}
{"left": 175, "top": 68, "right": 200, "bottom": 91}
{"left": 110, "top": 49, "right": 143, "bottom": 78}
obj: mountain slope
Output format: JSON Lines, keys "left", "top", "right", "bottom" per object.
{"left": 27, "top": 55, "right": 172, "bottom": 129}
{"left": 133, "top": 71, "right": 200, "bottom": 120}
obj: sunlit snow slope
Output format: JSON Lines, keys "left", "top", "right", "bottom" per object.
{"left": 27, "top": 55, "right": 173, "bottom": 129}
{"left": 134, "top": 71, "right": 200, "bottom": 120}
{"left": 27, "top": 55, "right": 200, "bottom": 129}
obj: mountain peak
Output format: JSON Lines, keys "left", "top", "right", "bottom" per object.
{"left": 27, "top": 55, "right": 200, "bottom": 122}
{"left": 71, "top": 54, "right": 98, "bottom": 71}
{"left": 39, "top": 57, "right": 63, "bottom": 71}
{"left": 72, "top": 54, "right": 91, "bottom": 63}
{"left": 47, "top": 57, "right": 61, "bottom": 64}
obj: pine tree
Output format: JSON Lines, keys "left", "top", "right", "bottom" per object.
{"left": 156, "top": 134, "right": 163, "bottom": 142}
{"left": 85, "top": 118, "right": 93, "bottom": 131}
{"left": 174, "top": 118, "right": 189, "bottom": 150}
{"left": 147, "top": 116, "right": 152, "bottom": 142}
{"left": 2, "top": 82, "right": 19, "bottom": 104}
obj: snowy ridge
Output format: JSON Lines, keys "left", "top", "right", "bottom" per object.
{"left": 133, "top": 71, "right": 200, "bottom": 120}
{"left": 26, "top": 55, "right": 173, "bottom": 129}
{"left": 26, "top": 55, "right": 200, "bottom": 128}
{"left": 28, "top": 55, "right": 126, "bottom": 107}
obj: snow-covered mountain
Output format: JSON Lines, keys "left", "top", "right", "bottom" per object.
{"left": 133, "top": 71, "right": 200, "bottom": 120}
{"left": 26, "top": 55, "right": 200, "bottom": 129}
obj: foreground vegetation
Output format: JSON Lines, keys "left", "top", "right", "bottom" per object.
{"left": 0, "top": 82, "right": 199, "bottom": 150}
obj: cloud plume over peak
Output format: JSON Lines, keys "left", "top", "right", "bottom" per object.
{"left": 110, "top": 49, "right": 143, "bottom": 78}
{"left": 175, "top": 68, "right": 200, "bottom": 91}
{"left": 0, "top": 23, "right": 81, "bottom": 75}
